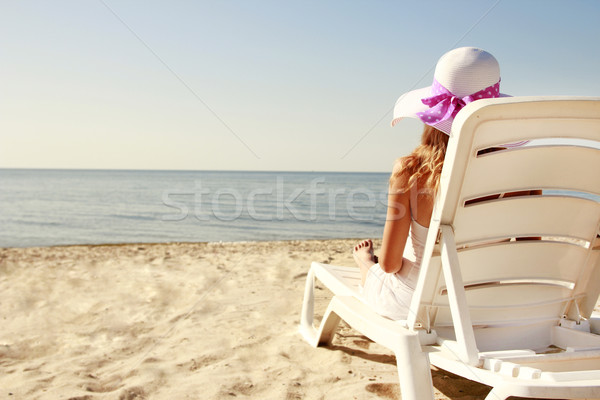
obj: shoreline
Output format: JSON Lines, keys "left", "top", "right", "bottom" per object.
{"left": 0, "top": 237, "right": 375, "bottom": 251}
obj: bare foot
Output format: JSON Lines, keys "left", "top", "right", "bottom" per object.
{"left": 353, "top": 239, "right": 378, "bottom": 284}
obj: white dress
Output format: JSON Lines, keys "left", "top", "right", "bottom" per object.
{"left": 361, "top": 219, "right": 428, "bottom": 320}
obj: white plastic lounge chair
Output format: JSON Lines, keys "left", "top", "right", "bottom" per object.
{"left": 300, "top": 96, "right": 600, "bottom": 400}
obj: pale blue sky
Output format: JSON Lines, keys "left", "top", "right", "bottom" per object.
{"left": 1, "top": 1, "right": 599, "bottom": 172}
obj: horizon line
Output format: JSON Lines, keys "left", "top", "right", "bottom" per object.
{"left": 0, "top": 167, "right": 390, "bottom": 174}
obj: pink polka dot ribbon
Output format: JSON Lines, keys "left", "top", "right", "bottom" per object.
{"left": 416, "top": 79, "right": 501, "bottom": 125}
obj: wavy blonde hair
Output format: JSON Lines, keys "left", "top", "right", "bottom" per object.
{"left": 391, "top": 125, "right": 449, "bottom": 194}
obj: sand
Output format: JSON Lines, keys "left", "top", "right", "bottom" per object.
{"left": 0, "top": 240, "right": 593, "bottom": 399}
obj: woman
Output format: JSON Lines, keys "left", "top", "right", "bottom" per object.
{"left": 353, "top": 47, "right": 513, "bottom": 320}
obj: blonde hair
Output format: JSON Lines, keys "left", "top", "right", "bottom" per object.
{"left": 391, "top": 125, "right": 449, "bottom": 194}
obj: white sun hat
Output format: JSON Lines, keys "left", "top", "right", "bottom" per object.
{"left": 391, "top": 47, "right": 510, "bottom": 136}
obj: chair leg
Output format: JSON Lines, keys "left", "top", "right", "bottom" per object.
{"left": 299, "top": 266, "right": 318, "bottom": 346}
{"left": 394, "top": 332, "right": 435, "bottom": 400}
{"left": 315, "top": 299, "right": 342, "bottom": 346}
{"left": 300, "top": 266, "right": 343, "bottom": 347}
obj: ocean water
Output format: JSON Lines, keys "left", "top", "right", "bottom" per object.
{"left": 0, "top": 169, "right": 390, "bottom": 247}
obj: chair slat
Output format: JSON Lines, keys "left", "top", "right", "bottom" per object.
{"left": 434, "top": 303, "right": 565, "bottom": 327}
{"left": 435, "top": 320, "right": 558, "bottom": 352}
{"left": 456, "top": 241, "right": 589, "bottom": 284}
{"left": 433, "top": 285, "right": 571, "bottom": 309}
{"left": 472, "top": 118, "right": 600, "bottom": 150}
{"left": 462, "top": 146, "right": 600, "bottom": 199}
{"left": 453, "top": 196, "right": 600, "bottom": 245}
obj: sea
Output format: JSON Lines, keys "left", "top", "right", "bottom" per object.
{"left": 0, "top": 169, "right": 390, "bottom": 248}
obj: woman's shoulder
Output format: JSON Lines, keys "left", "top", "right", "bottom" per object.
{"left": 390, "top": 157, "right": 412, "bottom": 192}
{"left": 392, "top": 156, "right": 413, "bottom": 175}
{"left": 390, "top": 156, "right": 432, "bottom": 192}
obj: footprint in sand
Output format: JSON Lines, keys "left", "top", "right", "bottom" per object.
{"left": 222, "top": 381, "right": 255, "bottom": 397}
{"left": 365, "top": 383, "right": 400, "bottom": 400}
{"left": 178, "top": 354, "right": 221, "bottom": 371}
{"left": 118, "top": 386, "right": 146, "bottom": 400}
{"left": 285, "top": 381, "right": 304, "bottom": 399}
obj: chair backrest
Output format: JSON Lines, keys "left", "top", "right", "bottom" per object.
{"left": 408, "top": 97, "right": 600, "bottom": 352}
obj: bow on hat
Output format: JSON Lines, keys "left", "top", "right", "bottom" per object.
{"left": 416, "top": 79, "right": 501, "bottom": 125}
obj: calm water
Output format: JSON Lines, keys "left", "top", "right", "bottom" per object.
{"left": 0, "top": 169, "right": 390, "bottom": 247}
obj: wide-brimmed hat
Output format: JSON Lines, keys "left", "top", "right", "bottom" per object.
{"left": 391, "top": 47, "right": 510, "bottom": 136}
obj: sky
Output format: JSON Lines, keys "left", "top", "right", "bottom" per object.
{"left": 1, "top": 0, "right": 599, "bottom": 172}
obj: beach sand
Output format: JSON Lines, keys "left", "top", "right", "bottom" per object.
{"left": 0, "top": 240, "right": 595, "bottom": 399}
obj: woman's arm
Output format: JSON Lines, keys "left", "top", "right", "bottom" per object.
{"left": 378, "top": 164, "right": 412, "bottom": 274}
